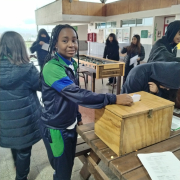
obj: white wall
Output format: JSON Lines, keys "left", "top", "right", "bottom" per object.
{"left": 77, "top": 25, "right": 88, "bottom": 40}
{"left": 175, "top": 14, "right": 180, "bottom": 20}
{"left": 131, "top": 26, "right": 153, "bottom": 45}
{"left": 88, "top": 24, "right": 104, "bottom": 43}
{"left": 153, "top": 16, "right": 164, "bottom": 43}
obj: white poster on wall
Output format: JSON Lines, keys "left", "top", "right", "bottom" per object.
{"left": 104, "top": 28, "right": 130, "bottom": 43}
{"left": 116, "top": 29, "right": 122, "bottom": 42}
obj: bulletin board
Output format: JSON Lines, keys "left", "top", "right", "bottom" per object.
{"left": 141, "top": 30, "right": 148, "bottom": 38}
{"left": 104, "top": 27, "right": 130, "bottom": 43}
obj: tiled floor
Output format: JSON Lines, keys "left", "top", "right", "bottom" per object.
{"left": 0, "top": 64, "right": 121, "bottom": 180}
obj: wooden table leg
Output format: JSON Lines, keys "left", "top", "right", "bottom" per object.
{"left": 79, "top": 154, "right": 91, "bottom": 180}
{"left": 91, "top": 74, "right": 96, "bottom": 92}
{"left": 116, "top": 76, "right": 121, "bottom": 95}
{"left": 78, "top": 150, "right": 109, "bottom": 180}
{"left": 78, "top": 150, "right": 101, "bottom": 180}
{"left": 86, "top": 74, "right": 88, "bottom": 84}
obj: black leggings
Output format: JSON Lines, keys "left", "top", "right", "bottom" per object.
{"left": 11, "top": 146, "right": 32, "bottom": 180}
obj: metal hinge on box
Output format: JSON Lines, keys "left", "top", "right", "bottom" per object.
{"left": 148, "top": 109, "right": 153, "bottom": 118}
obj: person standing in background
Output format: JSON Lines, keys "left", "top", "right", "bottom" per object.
{"left": 30, "top": 29, "right": 50, "bottom": 70}
{"left": 0, "top": 31, "right": 42, "bottom": 180}
{"left": 148, "top": 20, "right": 180, "bottom": 63}
{"left": 103, "top": 33, "right": 119, "bottom": 85}
{"left": 121, "top": 34, "right": 145, "bottom": 82}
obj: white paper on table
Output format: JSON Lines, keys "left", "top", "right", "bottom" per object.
{"left": 171, "top": 115, "right": 180, "bottom": 131}
{"left": 41, "top": 43, "right": 49, "bottom": 51}
{"left": 137, "top": 152, "right": 180, "bottom": 180}
{"left": 129, "top": 55, "right": 138, "bottom": 67}
{"left": 174, "top": 108, "right": 180, "bottom": 114}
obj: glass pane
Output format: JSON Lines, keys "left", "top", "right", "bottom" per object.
{"left": 111, "top": 21, "right": 116, "bottom": 27}
{"left": 128, "top": 19, "right": 136, "bottom": 26}
{"left": 136, "top": 19, "right": 143, "bottom": 25}
{"left": 122, "top": 20, "right": 129, "bottom": 25}
{"left": 106, "top": 22, "right": 111, "bottom": 28}
{"left": 101, "top": 23, "right": 106, "bottom": 29}
{"left": 144, "top": 17, "right": 153, "bottom": 26}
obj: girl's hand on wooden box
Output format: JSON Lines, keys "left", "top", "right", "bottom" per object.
{"left": 78, "top": 121, "right": 83, "bottom": 126}
{"left": 116, "top": 94, "right": 133, "bottom": 106}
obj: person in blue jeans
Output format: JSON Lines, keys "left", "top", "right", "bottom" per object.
{"left": 40, "top": 24, "right": 133, "bottom": 180}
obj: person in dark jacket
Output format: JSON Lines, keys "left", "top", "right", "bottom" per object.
{"left": 41, "top": 24, "right": 133, "bottom": 180}
{"left": 30, "top": 28, "right": 50, "bottom": 70}
{"left": 121, "top": 62, "right": 180, "bottom": 102}
{"left": 121, "top": 34, "right": 145, "bottom": 82}
{"left": 103, "top": 33, "right": 119, "bottom": 85}
{"left": 148, "top": 20, "right": 180, "bottom": 63}
{"left": 0, "top": 31, "right": 42, "bottom": 180}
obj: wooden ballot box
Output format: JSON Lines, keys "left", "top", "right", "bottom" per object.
{"left": 95, "top": 91, "right": 174, "bottom": 156}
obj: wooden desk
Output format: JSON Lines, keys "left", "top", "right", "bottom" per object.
{"left": 79, "top": 65, "right": 121, "bottom": 94}
{"left": 75, "top": 55, "right": 125, "bottom": 94}
{"left": 77, "top": 123, "right": 180, "bottom": 180}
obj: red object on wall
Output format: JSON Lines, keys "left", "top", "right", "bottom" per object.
{"left": 92, "top": 33, "right": 96, "bottom": 42}
{"left": 87, "top": 33, "right": 97, "bottom": 42}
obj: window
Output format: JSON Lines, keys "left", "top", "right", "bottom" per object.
{"left": 95, "top": 21, "right": 116, "bottom": 29}
{"left": 121, "top": 18, "right": 153, "bottom": 27}
{"left": 136, "top": 19, "right": 143, "bottom": 26}
{"left": 106, "top": 22, "right": 111, "bottom": 28}
{"left": 144, "top": 17, "right": 153, "bottom": 26}
{"left": 111, "top": 22, "right": 116, "bottom": 28}
{"left": 101, "top": 23, "right": 106, "bottom": 29}
{"left": 122, "top": 20, "right": 136, "bottom": 27}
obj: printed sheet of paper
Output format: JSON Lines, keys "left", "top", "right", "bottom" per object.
{"left": 174, "top": 108, "right": 180, "bottom": 114}
{"left": 129, "top": 55, "right": 138, "bottom": 67}
{"left": 41, "top": 43, "right": 49, "bottom": 51}
{"left": 137, "top": 152, "right": 180, "bottom": 180}
{"left": 171, "top": 115, "right": 180, "bottom": 131}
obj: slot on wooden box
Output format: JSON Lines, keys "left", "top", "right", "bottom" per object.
{"left": 95, "top": 91, "right": 174, "bottom": 156}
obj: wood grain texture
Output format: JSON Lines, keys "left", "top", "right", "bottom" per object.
{"left": 87, "top": 156, "right": 109, "bottom": 180}
{"left": 81, "top": 130, "right": 99, "bottom": 147}
{"left": 96, "top": 64, "right": 124, "bottom": 79}
{"left": 128, "top": 0, "right": 141, "bottom": 13}
{"left": 105, "top": 91, "right": 174, "bottom": 118}
{"left": 160, "top": 0, "right": 177, "bottom": 8}
{"left": 88, "top": 3, "right": 103, "bottom": 16}
{"left": 116, "top": 0, "right": 129, "bottom": 15}
{"left": 95, "top": 108, "right": 122, "bottom": 155}
{"left": 95, "top": 91, "right": 174, "bottom": 156}
{"left": 62, "top": 0, "right": 71, "bottom": 14}
{"left": 122, "top": 149, "right": 180, "bottom": 180}
{"left": 70, "top": 1, "right": 88, "bottom": 15}
{"left": 109, "top": 135, "right": 180, "bottom": 177}
{"left": 75, "top": 55, "right": 125, "bottom": 79}
{"left": 90, "top": 139, "right": 108, "bottom": 154}
{"left": 121, "top": 106, "right": 173, "bottom": 155}
{"left": 106, "top": 2, "right": 118, "bottom": 16}
{"left": 102, "top": 4, "right": 106, "bottom": 16}
{"left": 178, "top": 0, "right": 180, "bottom": 4}
{"left": 170, "top": 129, "right": 180, "bottom": 137}
{"left": 76, "top": 122, "right": 94, "bottom": 136}
{"left": 62, "top": 1, "right": 105, "bottom": 16}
